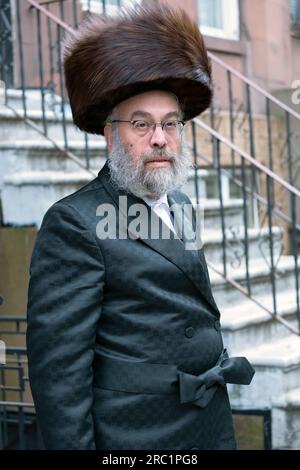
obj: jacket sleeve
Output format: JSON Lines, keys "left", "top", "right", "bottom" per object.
{"left": 26, "top": 201, "right": 105, "bottom": 449}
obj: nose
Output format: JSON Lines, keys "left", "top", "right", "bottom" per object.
{"left": 149, "top": 123, "right": 167, "bottom": 148}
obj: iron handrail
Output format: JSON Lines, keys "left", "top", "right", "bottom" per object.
{"left": 3, "top": 104, "right": 97, "bottom": 177}
{"left": 4, "top": 347, "right": 27, "bottom": 354}
{"left": 27, "top": 0, "right": 75, "bottom": 35}
{"left": 38, "top": 0, "right": 69, "bottom": 6}
{"left": 193, "top": 117, "right": 300, "bottom": 198}
{"left": 189, "top": 144, "right": 300, "bottom": 230}
{"left": 208, "top": 52, "right": 300, "bottom": 122}
{"left": 0, "top": 316, "right": 27, "bottom": 322}
{"left": 0, "top": 400, "right": 34, "bottom": 407}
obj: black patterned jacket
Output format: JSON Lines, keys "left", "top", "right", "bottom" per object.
{"left": 26, "top": 162, "right": 241, "bottom": 450}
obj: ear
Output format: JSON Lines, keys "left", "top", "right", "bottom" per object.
{"left": 104, "top": 125, "right": 113, "bottom": 152}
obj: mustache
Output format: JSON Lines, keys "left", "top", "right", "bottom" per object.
{"left": 142, "top": 150, "right": 176, "bottom": 164}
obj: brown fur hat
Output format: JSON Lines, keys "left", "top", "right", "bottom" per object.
{"left": 63, "top": 2, "right": 212, "bottom": 135}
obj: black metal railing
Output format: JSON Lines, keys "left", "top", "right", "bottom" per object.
{"left": 0, "top": 401, "right": 43, "bottom": 450}
{"left": 189, "top": 118, "right": 300, "bottom": 335}
{"left": 0, "top": 0, "right": 13, "bottom": 88}
{"left": 0, "top": 338, "right": 44, "bottom": 449}
{"left": 0, "top": 314, "right": 43, "bottom": 450}
{"left": 0, "top": 315, "right": 27, "bottom": 337}
{"left": 206, "top": 52, "right": 300, "bottom": 191}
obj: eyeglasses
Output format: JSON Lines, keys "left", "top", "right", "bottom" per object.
{"left": 109, "top": 119, "right": 185, "bottom": 137}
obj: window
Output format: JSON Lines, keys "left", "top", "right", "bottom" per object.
{"left": 290, "top": 0, "right": 300, "bottom": 36}
{"left": 198, "top": 0, "right": 240, "bottom": 40}
{"left": 80, "top": 0, "right": 140, "bottom": 16}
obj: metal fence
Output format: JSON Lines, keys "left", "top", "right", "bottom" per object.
{"left": 0, "top": 315, "right": 44, "bottom": 449}
{"left": 189, "top": 117, "right": 300, "bottom": 334}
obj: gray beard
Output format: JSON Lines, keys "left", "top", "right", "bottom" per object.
{"left": 107, "top": 129, "right": 194, "bottom": 199}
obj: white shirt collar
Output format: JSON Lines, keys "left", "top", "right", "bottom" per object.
{"left": 142, "top": 193, "right": 169, "bottom": 207}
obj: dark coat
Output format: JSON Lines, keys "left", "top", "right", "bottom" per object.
{"left": 26, "top": 162, "right": 238, "bottom": 450}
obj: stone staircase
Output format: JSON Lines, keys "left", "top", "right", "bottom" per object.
{"left": 200, "top": 205, "right": 300, "bottom": 449}
{"left": 1, "top": 88, "right": 300, "bottom": 449}
{"left": 0, "top": 89, "right": 106, "bottom": 226}
{"left": 210, "top": 255, "right": 300, "bottom": 449}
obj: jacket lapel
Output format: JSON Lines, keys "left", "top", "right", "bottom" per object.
{"left": 98, "top": 163, "right": 220, "bottom": 315}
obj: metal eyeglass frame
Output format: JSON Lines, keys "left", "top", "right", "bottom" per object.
{"left": 109, "top": 119, "right": 185, "bottom": 135}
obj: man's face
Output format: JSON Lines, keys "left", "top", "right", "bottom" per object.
{"left": 104, "top": 90, "right": 193, "bottom": 198}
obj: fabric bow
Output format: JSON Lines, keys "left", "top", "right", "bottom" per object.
{"left": 178, "top": 348, "right": 255, "bottom": 408}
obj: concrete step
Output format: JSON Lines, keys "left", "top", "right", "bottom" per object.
{"left": 0, "top": 139, "right": 107, "bottom": 181}
{"left": 191, "top": 197, "right": 244, "bottom": 229}
{"left": 1, "top": 170, "right": 96, "bottom": 227}
{"left": 272, "top": 387, "right": 300, "bottom": 449}
{"left": 2, "top": 157, "right": 248, "bottom": 230}
{"left": 210, "top": 256, "right": 300, "bottom": 306}
{"left": 0, "top": 87, "right": 63, "bottom": 111}
{"left": 221, "top": 289, "right": 300, "bottom": 351}
{"left": 0, "top": 107, "right": 85, "bottom": 141}
{"left": 202, "top": 225, "right": 283, "bottom": 265}
{"left": 273, "top": 386, "right": 300, "bottom": 408}
{"left": 228, "top": 335, "right": 300, "bottom": 410}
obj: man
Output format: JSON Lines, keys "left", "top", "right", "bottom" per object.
{"left": 26, "top": 4, "right": 254, "bottom": 450}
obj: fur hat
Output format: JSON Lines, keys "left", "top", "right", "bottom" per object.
{"left": 63, "top": 3, "right": 212, "bottom": 135}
